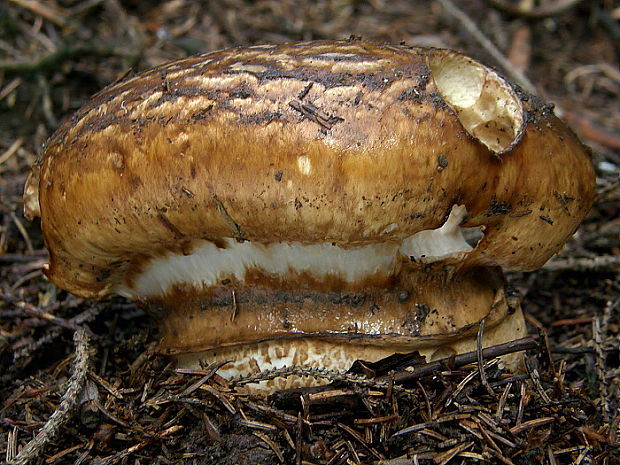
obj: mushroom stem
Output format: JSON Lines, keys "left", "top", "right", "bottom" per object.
{"left": 150, "top": 266, "right": 526, "bottom": 390}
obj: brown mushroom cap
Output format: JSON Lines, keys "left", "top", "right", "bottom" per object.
{"left": 26, "top": 41, "right": 594, "bottom": 297}
{"left": 25, "top": 41, "right": 595, "bottom": 386}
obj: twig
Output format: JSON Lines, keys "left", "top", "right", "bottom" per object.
{"left": 6, "top": 427, "right": 18, "bottom": 464}
{"left": 508, "top": 417, "right": 555, "bottom": 435}
{"left": 506, "top": 25, "right": 531, "bottom": 72}
{"left": 10, "top": 212, "right": 34, "bottom": 255}
{"left": 199, "top": 385, "right": 236, "bottom": 414}
{"left": 573, "top": 447, "right": 592, "bottom": 465}
{"left": 543, "top": 255, "right": 620, "bottom": 272}
{"left": 295, "top": 412, "right": 302, "bottom": 465}
{"left": 8, "top": 301, "right": 100, "bottom": 367}
{"left": 477, "top": 319, "right": 495, "bottom": 396}
{"left": 230, "top": 290, "right": 238, "bottom": 322}
{"left": 434, "top": 441, "right": 473, "bottom": 465}
{"left": 0, "top": 44, "right": 136, "bottom": 74}
{"left": 88, "top": 371, "right": 123, "bottom": 399}
{"left": 524, "top": 313, "right": 554, "bottom": 370}
{"left": 563, "top": 111, "right": 620, "bottom": 150}
{"left": 0, "top": 251, "right": 48, "bottom": 262}
{"left": 515, "top": 381, "right": 527, "bottom": 425}
{"left": 0, "top": 139, "right": 23, "bottom": 165}
{"left": 0, "top": 77, "right": 22, "bottom": 102}
{"left": 7, "top": 328, "right": 90, "bottom": 465}
{"left": 10, "top": 270, "right": 42, "bottom": 290}
{"left": 436, "top": 0, "right": 537, "bottom": 95}
{"left": 67, "top": 0, "right": 105, "bottom": 16}
{"left": 446, "top": 359, "right": 499, "bottom": 407}
{"left": 337, "top": 422, "right": 385, "bottom": 460}
{"left": 490, "top": 0, "right": 585, "bottom": 18}
{"left": 242, "top": 401, "right": 298, "bottom": 425}
{"left": 234, "top": 337, "right": 538, "bottom": 388}
{"left": 594, "top": 299, "right": 616, "bottom": 422}
{"left": 496, "top": 382, "right": 513, "bottom": 420}
{"left": 9, "top": 0, "right": 68, "bottom": 27}
{"left": 526, "top": 365, "right": 552, "bottom": 404}
{"left": 238, "top": 419, "right": 278, "bottom": 431}
{"left": 593, "top": 315, "right": 609, "bottom": 421}
{"left": 92, "top": 441, "right": 149, "bottom": 465}
{"left": 388, "top": 337, "right": 537, "bottom": 385}
{"left": 12, "top": 300, "right": 87, "bottom": 333}
{"left": 377, "top": 452, "right": 437, "bottom": 464}
{"left": 178, "top": 359, "right": 233, "bottom": 396}
{"left": 201, "top": 412, "right": 221, "bottom": 443}
{"left": 547, "top": 446, "right": 559, "bottom": 465}
{"left": 253, "top": 431, "right": 284, "bottom": 463}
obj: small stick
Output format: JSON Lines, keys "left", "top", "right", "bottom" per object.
{"left": 496, "top": 382, "right": 513, "bottom": 420}
{"left": 0, "top": 78, "right": 22, "bottom": 102}
{"left": 295, "top": 412, "right": 302, "bottom": 465}
{"left": 524, "top": 313, "right": 554, "bottom": 370}
{"left": 200, "top": 385, "right": 236, "bottom": 414}
{"left": 10, "top": 212, "right": 34, "bottom": 254}
{"left": 12, "top": 300, "right": 85, "bottom": 333}
{"left": 7, "top": 328, "right": 90, "bottom": 465}
{"left": 0, "top": 139, "right": 23, "bottom": 165}
{"left": 0, "top": 251, "right": 48, "bottom": 263}
{"left": 0, "top": 45, "right": 135, "bottom": 73}
{"left": 11, "top": 303, "right": 100, "bottom": 364}
{"left": 242, "top": 401, "right": 298, "bottom": 424}
{"left": 434, "top": 441, "right": 474, "bottom": 465}
{"left": 179, "top": 359, "right": 233, "bottom": 397}
{"left": 515, "top": 381, "right": 527, "bottom": 425}
{"left": 337, "top": 423, "right": 385, "bottom": 460}
{"left": 574, "top": 447, "right": 592, "bottom": 465}
{"left": 543, "top": 255, "right": 620, "bottom": 272}
{"left": 489, "top": 0, "right": 585, "bottom": 18}
{"left": 507, "top": 26, "right": 531, "bottom": 73}
{"left": 6, "top": 427, "right": 18, "bottom": 463}
{"left": 593, "top": 300, "right": 614, "bottom": 421}
{"left": 253, "top": 431, "right": 285, "bottom": 463}
{"left": 527, "top": 365, "right": 553, "bottom": 404}
{"left": 508, "top": 416, "right": 555, "bottom": 435}
{"left": 477, "top": 319, "right": 495, "bottom": 396}
{"left": 91, "top": 441, "right": 149, "bottom": 465}
{"left": 387, "top": 336, "right": 538, "bottom": 385}
{"left": 8, "top": 0, "right": 67, "bottom": 27}
{"left": 230, "top": 290, "right": 238, "bottom": 322}
{"left": 446, "top": 359, "right": 499, "bottom": 407}
{"left": 563, "top": 111, "right": 620, "bottom": 150}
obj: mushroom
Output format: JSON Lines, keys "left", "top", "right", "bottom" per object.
{"left": 24, "top": 40, "right": 595, "bottom": 390}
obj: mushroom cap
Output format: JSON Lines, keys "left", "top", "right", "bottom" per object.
{"left": 25, "top": 40, "right": 595, "bottom": 299}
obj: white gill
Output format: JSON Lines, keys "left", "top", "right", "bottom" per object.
{"left": 115, "top": 205, "right": 473, "bottom": 299}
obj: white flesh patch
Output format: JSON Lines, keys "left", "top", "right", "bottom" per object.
{"left": 400, "top": 205, "right": 472, "bottom": 260}
{"left": 297, "top": 156, "right": 312, "bottom": 175}
{"left": 428, "top": 50, "right": 524, "bottom": 154}
{"left": 116, "top": 205, "right": 474, "bottom": 298}
{"left": 117, "top": 240, "right": 398, "bottom": 298}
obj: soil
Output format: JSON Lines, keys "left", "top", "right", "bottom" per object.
{"left": 1, "top": 1, "right": 618, "bottom": 464}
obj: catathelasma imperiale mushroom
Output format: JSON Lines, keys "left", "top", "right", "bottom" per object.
{"left": 24, "top": 40, "right": 595, "bottom": 390}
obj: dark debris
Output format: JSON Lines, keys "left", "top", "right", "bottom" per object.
{"left": 1, "top": 1, "right": 618, "bottom": 464}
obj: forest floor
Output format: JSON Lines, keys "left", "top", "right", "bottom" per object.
{"left": 0, "top": 1, "right": 618, "bottom": 464}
